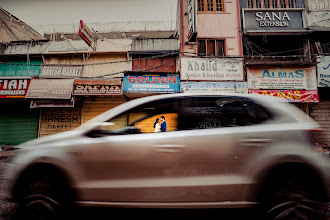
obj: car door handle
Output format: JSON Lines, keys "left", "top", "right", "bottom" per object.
{"left": 152, "top": 144, "right": 186, "bottom": 153}
{"left": 239, "top": 138, "right": 273, "bottom": 147}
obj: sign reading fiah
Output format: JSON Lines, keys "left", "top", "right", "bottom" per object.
{"left": 0, "top": 79, "right": 30, "bottom": 98}
{"left": 79, "top": 20, "right": 94, "bottom": 47}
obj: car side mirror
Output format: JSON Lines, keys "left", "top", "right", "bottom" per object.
{"left": 86, "top": 126, "right": 141, "bottom": 138}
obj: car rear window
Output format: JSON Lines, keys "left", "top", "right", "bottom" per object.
{"left": 178, "top": 96, "right": 272, "bottom": 130}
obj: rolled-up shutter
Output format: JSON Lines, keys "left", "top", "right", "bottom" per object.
{"left": 0, "top": 101, "right": 39, "bottom": 146}
{"left": 310, "top": 99, "right": 330, "bottom": 147}
{"left": 82, "top": 97, "right": 127, "bottom": 124}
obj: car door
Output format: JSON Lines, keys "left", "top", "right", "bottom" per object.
{"left": 75, "top": 97, "right": 185, "bottom": 202}
{"left": 75, "top": 96, "right": 238, "bottom": 203}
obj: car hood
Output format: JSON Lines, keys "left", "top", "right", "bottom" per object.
{"left": 15, "top": 129, "right": 84, "bottom": 149}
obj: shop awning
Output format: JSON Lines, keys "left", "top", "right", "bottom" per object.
{"left": 26, "top": 79, "right": 74, "bottom": 99}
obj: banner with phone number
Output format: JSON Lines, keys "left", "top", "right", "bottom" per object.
{"left": 249, "top": 90, "right": 319, "bottom": 103}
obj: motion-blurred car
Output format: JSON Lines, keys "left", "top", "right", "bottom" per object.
{"left": 5, "top": 93, "right": 330, "bottom": 220}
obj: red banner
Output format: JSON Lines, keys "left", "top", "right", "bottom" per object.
{"left": 249, "top": 90, "right": 319, "bottom": 103}
{"left": 0, "top": 79, "right": 30, "bottom": 98}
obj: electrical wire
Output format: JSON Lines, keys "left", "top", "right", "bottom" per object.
{"left": 91, "top": 57, "right": 178, "bottom": 78}
{"left": 0, "top": 51, "right": 180, "bottom": 67}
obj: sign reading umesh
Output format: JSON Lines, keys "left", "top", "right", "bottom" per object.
{"left": 181, "top": 57, "right": 244, "bottom": 81}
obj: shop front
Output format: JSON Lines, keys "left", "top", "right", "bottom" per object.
{"left": 0, "top": 78, "right": 39, "bottom": 145}
{"left": 247, "top": 65, "right": 319, "bottom": 113}
{"left": 72, "top": 79, "right": 126, "bottom": 124}
{"left": 180, "top": 57, "right": 246, "bottom": 94}
{"left": 25, "top": 79, "right": 81, "bottom": 137}
{"left": 309, "top": 56, "right": 330, "bottom": 149}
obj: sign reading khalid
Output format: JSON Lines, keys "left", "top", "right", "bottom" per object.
{"left": 181, "top": 57, "right": 244, "bottom": 81}
{"left": 123, "top": 73, "right": 180, "bottom": 93}
{"left": 249, "top": 90, "right": 319, "bottom": 103}
{"left": 0, "top": 79, "right": 30, "bottom": 98}
{"left": 247, "top": 66, "right": 317, "bottom": 90}
{"left": 73, "top": 79, "right": 122, "bottom": 95}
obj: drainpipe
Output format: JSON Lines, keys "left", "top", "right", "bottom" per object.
{"left": 180, "top": 0, "right": 185, "bottom": 53}
{"left": 236, "top": 0, "right": 243, "bottom": 57}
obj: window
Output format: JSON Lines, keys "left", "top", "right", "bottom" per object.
{"left": 178, "top": 97, "right": 271, "bottom": 130}
{"left": 256, "top": 0, "right": 262, "bottom": 8}
{"left": 90, "top": 98, "right": 180, "bottom": 136}
{"left": 247, "top": 0, "right": 297, "bottom": 8}
{"left": 198, "top": 0, "right": 224, "bottom": 12}
{"left": 198, "top": 39, "right": 225, "bottom": 57}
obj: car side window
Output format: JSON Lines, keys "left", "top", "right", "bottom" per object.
{"left": 178, "top": 96, "right": 271, "bottom": 130}
{"left": 90, "top": 98, "right": 180, "bottom": 136}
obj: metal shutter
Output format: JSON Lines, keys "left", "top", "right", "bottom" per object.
{"left": 0, "top": 101, "right": 39, "bottom": 146}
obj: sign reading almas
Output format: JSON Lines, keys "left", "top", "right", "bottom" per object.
{"left": 242, "top": 9, "right": 310, "bottom": 35}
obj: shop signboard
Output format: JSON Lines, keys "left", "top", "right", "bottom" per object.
{"left": 123, "top": 73, "right": 180, "bottom": 93}
{"left": 40, "top": 65, "right": 84, "bottom": 78}
{"left": 247, "top": 66, "right": 317, "bottom": 90}
{"left": 180, "top": 81, "right": 248, "bottom": 94}
{"left": 249, "top": 90, "right": 319, "bottom": 103}
{"left": 26, "top": 79, "right": 74, "bottom": 99}
{"left": 317, "top": 56, "right": 330, "bottom": 87}
{"left": 0, "top": 79, "right": 30, "bottom": 98}
{"left": 73, "top": 79, "right": 122, "bottom": 95}
{"left": 0, "top": 59, "right": 42, "bottom": 77}
{"left": 30, "top": 99, "right": 75, "bottom": 108}
{"left": 242, "top": 9, "right": 310, "bottom": 34}
{"left": 79, "top": 20, "right": 94, "bottom": 47}
{"left": 181, "top": 57, "right": 244, "bottom": 81}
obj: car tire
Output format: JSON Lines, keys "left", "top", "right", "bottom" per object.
{"left": 260, "top": 169, "right": 326, "bottom": 220}
{"left": 15, "top": 165, "right": 74, "bottom": 220}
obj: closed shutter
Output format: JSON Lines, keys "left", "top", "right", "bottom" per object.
{"left": 0, "top": 101, "right": 39, "bottom": 146}
{"left": 82, "top": 97, "right": 127, "bottom": 124}
{"left": 39, "top": 104, "right": 82, "bottom": 137}
{"left": 310, "top": 99, "right": 330, "bottom": 147}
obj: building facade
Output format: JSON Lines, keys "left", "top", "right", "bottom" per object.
{"left": 178, "top": 0, "right": 247, "bottom": 95}
{"left": 0, "top": 8, "right": 180, "bottom": 145}
{"left": 304, "top": 0, "right": 330, "bottom": 149}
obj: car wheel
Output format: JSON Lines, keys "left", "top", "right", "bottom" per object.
{"left": 260, "top": 171, "right": 326, "bottom": 220}
{"left": 15, "top": 166, "right": 73, "bottom": 220}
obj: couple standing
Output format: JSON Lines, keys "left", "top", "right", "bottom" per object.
{"left": 154, "top": 116, "right": 166, "bottom": 132}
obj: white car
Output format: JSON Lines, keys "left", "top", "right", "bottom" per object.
{"left": 5, "top": 93, "right": 330, "bottom": 220}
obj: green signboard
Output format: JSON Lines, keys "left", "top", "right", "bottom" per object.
{"left": 0, "top": 59, "right": 41, "bottom": 77}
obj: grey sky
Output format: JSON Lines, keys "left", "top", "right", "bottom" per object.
{"left": 1, "top": 0, "right": 177, "bottom": 25}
